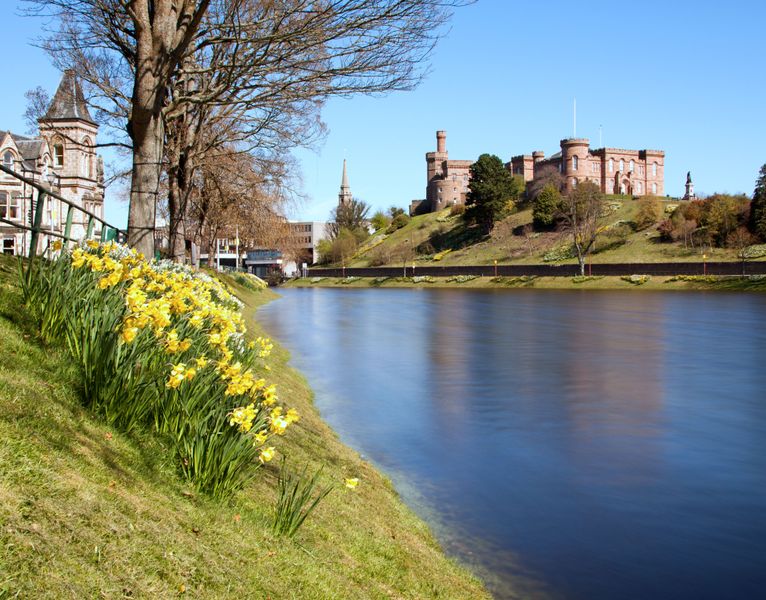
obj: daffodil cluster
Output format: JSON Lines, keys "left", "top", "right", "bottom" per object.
{"left": 39, "top": 240, "right": 300, "bottom": 496}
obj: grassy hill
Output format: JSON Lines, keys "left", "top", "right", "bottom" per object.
{"left": 343, "top": 198, "right": 760, "bottom": 269}
{"left": 0, "top": 254, "right": 489, "bottom": 599}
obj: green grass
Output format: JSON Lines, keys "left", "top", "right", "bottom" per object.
{"left": 343, "top": 199, "right": 763, "bottom": 269}
{"left": 0, "top": 254, "right": 489, "bottom": 599}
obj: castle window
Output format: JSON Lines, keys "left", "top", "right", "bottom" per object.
{"left": 2, "top": 237, "right": 14, "bottom": 255}
{"left": 608, "top": 159, "right": 613, "bottom": 173}
{"left": 620, "top": 182, "right": 626, "bottom": 194}
{"left": 3, "top": 151, "right": 14, "bottom": 172}
{"left": 572, "top": 156, "right": 578, "bottom": 171}
{"left": 54, "top": 144, "right": 64, "bottom": 167}
{"left": 636, "top": 181, "right": 643, "bottom": 194}
{"left": 572, "top": 178, "right": 577, "bottom": 188}
{"left": 653, "top": 163, "right": 658, "bottom": 177}
{"left": 619, "top": 159, "right": 624, "bottom": 172}
{"left": 629, "top": 160, "right": 634, "bottom": 172}
{"left": 639, "top": 165, "right": 644, "bottom": 176}
{"left": 0, "top": 192, "right": 6, "bottom": 219}
{"left": 652, "top": 182, "right": 657, "bottom": 194}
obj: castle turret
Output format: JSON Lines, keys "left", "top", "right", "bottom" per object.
{"left": 561, "top": 138, "right": 590, "bottom": 191}
{"left": 338, "top": 159, "right": 352, "bottom": 207}
{"left": 436, "top": 130, "right": 446, "bottom": 153}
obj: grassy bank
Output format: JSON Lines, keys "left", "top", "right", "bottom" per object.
{"left": 337, "top": 202, "right": 765, "bottom": 270}
{"left": 0, "top": 254, "right": 489, "bottom": 599}
{"left": 286, "top": 274, "right": 766, "bottom": 292}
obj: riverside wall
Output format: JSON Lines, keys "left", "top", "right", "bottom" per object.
{"left": 308, "top": 262, "right": 766, "bottom": 278}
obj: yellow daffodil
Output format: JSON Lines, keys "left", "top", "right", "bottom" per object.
{"left": 259, "top": 446, "right": 276, "bottom": 463}
{"left": 345, "top": 478, "right": 359, "bottom": 490}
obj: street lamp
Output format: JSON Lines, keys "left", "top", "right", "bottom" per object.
{"left": 403, "top": 239, "right": 409, "bottom": 277}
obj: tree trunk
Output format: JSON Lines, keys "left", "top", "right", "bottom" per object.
{"left": 578, "top": 256, "right": 585, "bottom": 276}
{"left": 127, "top": 111, "right": 162, "bottom": 259}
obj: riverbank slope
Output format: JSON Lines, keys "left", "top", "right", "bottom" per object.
{"left": 0, "top": 254, "right": 489, "bottom": 599}
{"left": 286, "top": 274, "right": 766, "bottom": 291}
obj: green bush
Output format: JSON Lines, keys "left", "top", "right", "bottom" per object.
{"left": 386, "top": 213, "right": 410, "bottom": 233}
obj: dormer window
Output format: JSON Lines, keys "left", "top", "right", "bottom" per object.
{"left": 54, "top": 144, "right": 64, "bottom": 167}
{"left": 3, "top": 151, "right": 14, "bottom": 172}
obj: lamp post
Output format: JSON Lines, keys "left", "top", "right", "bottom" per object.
{"left": 494, "top": 259, "right": 498, "bottom": 277}
{"left": 403, "top": 239, "right": 409, "bottom": 278}
{"left": 703, "top": 253, "right": 707, "bottom": 276}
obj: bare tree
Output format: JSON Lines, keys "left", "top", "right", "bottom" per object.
{"left": 526, "top": 164, "right": 564, "bottom": 203}
{"left": 327, "top": 198, "right": 371, "bottom": 239}
{"left": 23, "top": 87, "right": 51, "bottom": 135}
{"left": 559, "top": 181, "right": 605, "bottom": 276}
{"left": 24, "top": 0, "right": 473, "bottom": 259}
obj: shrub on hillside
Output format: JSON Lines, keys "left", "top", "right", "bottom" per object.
{"left": 532, "top": 184, "right": 562, "bottom": 229}
{"left": 450, "top": 203, "right": 465, "bottom": 217}
{"left": 386, "top": 213, "right": 410, "bottom": 233}
{"left": 635, "top": 197, "right": 662, "bottom": 230}
{"left": 21, "top": 241, "right": 299, "bottom": 498}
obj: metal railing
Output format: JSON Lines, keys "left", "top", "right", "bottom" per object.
{"left": 0, "top": 163, "right": 126, "bottom": 262}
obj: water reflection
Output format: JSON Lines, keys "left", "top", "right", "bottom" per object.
{"left": 258, "top": 289, "right": 766, "bottom": 600}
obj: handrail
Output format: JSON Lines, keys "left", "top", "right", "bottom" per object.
{"left": 0, "top": 162, "right": 127, "bottom": 261}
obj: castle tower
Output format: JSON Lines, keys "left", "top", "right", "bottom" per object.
{"left": 38, "top": 70, "right": 104, "bottom": 239}
{"left": 338, "top": 159, "right": 352, "bottom": 207}
{"left": 561, "top": 138, "right": 590, "bottom": 192}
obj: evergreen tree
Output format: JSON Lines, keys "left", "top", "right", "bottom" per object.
{"left": 465, "top": 154, "right": 519, "bottom": 232}
{"left": 750, "top": 164, "right": 766, "bottom": 240}
{"left": 532, "top": 184, "right": 562, "bottom": 229}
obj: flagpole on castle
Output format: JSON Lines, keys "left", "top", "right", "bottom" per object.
{"left": 573, "top": 97, "right": 577, "bottom": 138}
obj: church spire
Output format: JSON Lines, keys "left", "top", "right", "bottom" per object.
{"left": 338, "top": 159, "right": 352, "bottom": 206}
{"left": 42, "top": 69, "right": 95, "bottom": 124}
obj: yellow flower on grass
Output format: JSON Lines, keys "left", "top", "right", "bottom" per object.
{"left": 259, "top": 446, "right": 276, "bottom": 463}
{"left": 262, "top": 384, "right": 277, "bottom": 406}
{"left": 120, "top": 326, "right": 139, "bottom": 344}
{"left": 184, "top": 367, "right": 197, "bottom": 381}
{"left": 71, "top": 248, "right": 86, "bottom": 268}
{"left": 285, "top": 408, "right": 300, "bottom": 424}
{"left": 345, "top": 478, "right": 359, "bottom": 490}
{"left": 195, "top": 356, "right": 208, "bottom": 369}
{"left": 229, "top": 404, "right": 257, "bottom": 432}
{"left": 52, "top": 240, "right": 63, "bottom": 251}
{"left": 166, "top": 363, "right": 187, "bottom": 389}
{"left": 86, "top": 239, "right": 99, "bottom": 249}
{"left": 253, "top": 431, "right": 268, "bottom": 446}
{"left": 270, "top": 415, "right": 289, "bottom": 436}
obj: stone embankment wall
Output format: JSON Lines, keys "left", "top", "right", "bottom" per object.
{"left": 309, "top": 262, "right": 766, "bottom": 278}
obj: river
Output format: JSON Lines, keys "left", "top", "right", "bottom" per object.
{"left": 257, "top": 288, "right": 766, "bottom": 599}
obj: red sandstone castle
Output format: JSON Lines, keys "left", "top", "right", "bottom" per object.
{"left": 412, "top": 130, "right": 665, "bottom": 214}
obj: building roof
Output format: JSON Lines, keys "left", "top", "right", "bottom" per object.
{"left": 42, "top": 69, "right": 96, "bottom": 124}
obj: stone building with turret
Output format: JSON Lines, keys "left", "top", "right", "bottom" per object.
{"left": 0, "top": 70, "right": 104, "bottom": 255}
{"left": 412, "top": 131, "right": 665, "bottom": 214}
{"left": 509, "top": 138, "right": 664, "bottom": 197}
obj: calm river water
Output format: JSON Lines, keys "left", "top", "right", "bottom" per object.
{"left": 258, "top": 288, "right": 766, "bottom": 599}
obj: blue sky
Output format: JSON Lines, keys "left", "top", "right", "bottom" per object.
{"left": 2, "top": 0, "right": 765, "bottom": 227}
